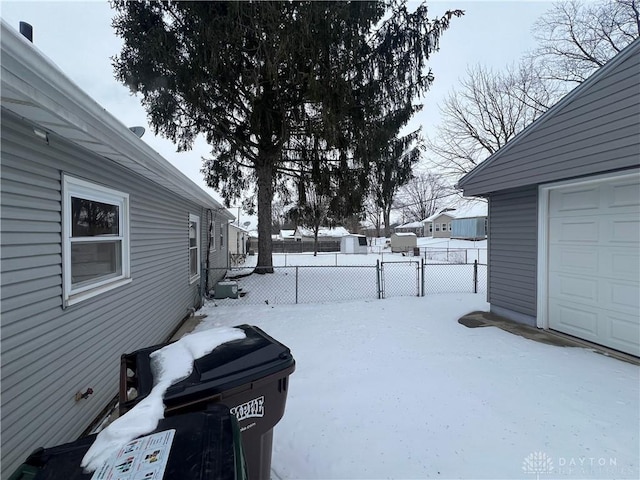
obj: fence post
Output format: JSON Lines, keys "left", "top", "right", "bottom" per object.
{"left": 295, "top": 266, "right": 299, "bottom": 304}
{"left": 473, "top": 260, "right": 478, "bottom": 294}
{"left": 421, "top": 258, "right": 425, "bottom": 297}
{"left": 335, "top": 253, "right": 338, "bottom": 267}
{"left": 376, "top": 260, "right": 381, "bottom": 299}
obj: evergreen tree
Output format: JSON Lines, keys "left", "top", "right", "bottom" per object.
{"left": 371, "top": 128, "right": 422, "bottom": 237}
{"left": 112, "top": 1, "right": 461, "bottom": 272}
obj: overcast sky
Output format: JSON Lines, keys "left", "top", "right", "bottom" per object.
{"left": 0, "top": 0, "right": 553, "bottom": 225}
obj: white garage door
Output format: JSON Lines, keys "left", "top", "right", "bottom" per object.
{"left": 547, "top": 172, "right": 640, "bottom": 356}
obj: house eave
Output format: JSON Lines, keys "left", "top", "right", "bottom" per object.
{"left": 457, "top": 37, "right": 640, "bottom": 196}
{"left": 0, "top": 20, "right": 234, "bottom": 220}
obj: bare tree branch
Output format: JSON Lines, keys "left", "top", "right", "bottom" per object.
{"left": 426, "top": 63, "right": 561, "bottom": 178}
{"left": 529, "top": 0, "right": 639, "bottom": 84}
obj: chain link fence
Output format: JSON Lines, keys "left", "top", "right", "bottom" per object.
{"left": 205, "top": 266, "right": 378, "bottom": 305}
{"left": 423, "top": 262, "right": 487, "bottom": 294}
{"left": 203, "top": 256, "right": 486, "bottom": 305}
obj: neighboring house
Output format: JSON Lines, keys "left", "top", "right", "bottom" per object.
{"left": 451, "top": 201, "right": 488, "bottom": 240}
{"left": 423, "top": 210, "right": 456, "bottom": 238}
{"left": 0, "top": 21, "right": 234, "bottom": 477}
{"left": 458, "top": 38, "right": 640, "bottom": 357}
{"left": 293, "top": 226, "right": 351, "bottom": 241}
{"left": 279, "top": 229, "right": 296, "bottom": 240}
{"left": 228, "top": 222, "right": 251, "bottom": 256}
{"left": 394, "top": 220, "right": 424, "bottom": 236}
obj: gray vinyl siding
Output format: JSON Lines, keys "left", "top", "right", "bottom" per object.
{"left": 460, "top": 40, "right": 640, "bottom": 196}
{"left": 487, "top": 186, "right": 538, "bottom": 317}
{"left": 0, "top": 111, "right": 224, "bottom": 478}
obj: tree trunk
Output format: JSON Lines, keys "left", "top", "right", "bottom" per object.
{"left": 383, "top": 207, "right": 392, "bottom": 238}
{"left": 256, "top": 162, "right": 274, "bottom": 274}
{"left": 313, "top": 228, "right": 319, "bottom": 256}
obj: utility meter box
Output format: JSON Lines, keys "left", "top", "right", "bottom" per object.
{"left": 214, "top": 281, "right": 239, "bottom": 299}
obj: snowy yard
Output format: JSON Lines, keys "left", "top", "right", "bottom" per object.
{"left": 86, "top": 243, "right": 638, "bottom": 479}
{"left": 197, "top": 289, "right": 639, "bottom": 479}
{"left": 214, "top": 240, "right": 488, "bottom": 305}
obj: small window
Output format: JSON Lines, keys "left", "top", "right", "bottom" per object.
{"left": 448, "top": 223, "right": 452, "bottom": 231}
{"left": 63, "top": 176, "right": 130, "bottom": 305}
{"left": 429, "top": 223, "right": 433, "bottom": 233}
{"left": 435, "top": 224, "right": 440, "bottom": 232}
{"left": 189, "top": 214, "right": 200, "bottom": 283}
{"left": 220, "top": 223, "right": 224, "bottom": 248}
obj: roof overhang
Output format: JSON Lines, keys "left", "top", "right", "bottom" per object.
{"left": 0, "top": 20, "right": 234, "bottom": 220}
{"left": 457, "top": 37, "right": 640, "bottom": 197}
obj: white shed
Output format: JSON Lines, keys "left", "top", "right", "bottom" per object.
{"left": 340, "top": 234, "right": 368, "bottom": 254}
{"left": 390, "top": 232, "right": 417, "bottom": 252}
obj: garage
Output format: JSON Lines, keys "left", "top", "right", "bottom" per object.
{"left": 456, "top": 39, "right": 640, "bottom": 358}
{"left": 543, "top": 171, "right": 640, "bottom": 356}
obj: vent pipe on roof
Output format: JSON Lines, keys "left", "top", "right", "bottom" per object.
{"left": 19, "top": 22, "right": 33, "bottom": 42}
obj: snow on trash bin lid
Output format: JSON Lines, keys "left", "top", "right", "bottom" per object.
{"left": 127, "top": 325, "right": 295, "bottom": 408}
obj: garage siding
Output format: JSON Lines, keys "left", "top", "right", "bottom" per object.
{"left": 0, "top": 111, "right": 220, "bottom": 478}
{"left": 488, "top": 186, "right": 538, "bottom": 317}
{"left": 460, "top": 39, "right": 640, "bottom": 196}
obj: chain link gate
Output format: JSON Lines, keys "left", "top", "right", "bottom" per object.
{"left": 378, "top": 259, "right": 424, "bottom": 298}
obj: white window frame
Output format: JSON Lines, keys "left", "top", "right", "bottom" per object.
{"left": 63, "top": 175, "right": 131, "bottom": 306}
{"left": 189, "top": 214, "right": 201, "bottom": 284}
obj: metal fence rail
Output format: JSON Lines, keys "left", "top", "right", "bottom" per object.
{"left": 203, "top": 260, "right": 486, "bottom": 305}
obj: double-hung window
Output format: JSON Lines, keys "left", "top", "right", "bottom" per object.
{"left": 189, "top": 214, "right": 200, "bottom": 283}
{"left": 63, "top": 175, "right": 130, "bottom": 305}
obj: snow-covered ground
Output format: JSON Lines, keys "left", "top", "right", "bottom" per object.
{"left": 87, "top": 244, "right": 637, "bottom": 479}
{"left": 198, "top": 294, "right": 640, "bottom": 479}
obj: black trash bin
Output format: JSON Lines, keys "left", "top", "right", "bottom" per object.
{"left": 8, "top": 404, "right": 246, "bottom": 480}
{"left": 120, "top": 324, "right": 295, "bottom": 480}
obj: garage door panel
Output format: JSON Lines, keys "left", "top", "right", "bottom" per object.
{"left": 549, "top": 246, "right": 598, "bottom": 275}
{"left": 608, "top": 281, "right": 640, "bottom": 311}
{"left": 550, "top": 217, "right": 600, "bottom": 242}
{"left": 550, "top": 302, "right": 599, "bottom": 339}
{"left": 609, "top": 251, "right": 640, "bottom": 280}
{"left": 606, "top": 313, "right": 640, "bottom": 357}
{"left": 608, "top": 179, "right": 640, "bottom": 207}
{"left": 609, "top": 217, "right": 640, "bottom": 243}
{"left": 550, "top": 186, "right": 600, "bottom": 212}
{"left": 549, "top": 273, "right": 598, "bottom": 303}
{"left": 546, "top": 171, "right": 640, "bottom": 356}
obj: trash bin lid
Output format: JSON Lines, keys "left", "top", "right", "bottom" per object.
{"left": 125, "top": 325, "right": 294, "bottom": 409}
{"left": 19, "top": 405, "right": 244, "bottom": 480}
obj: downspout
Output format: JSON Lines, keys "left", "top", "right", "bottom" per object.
{"left": 205, "top": 209, "right": 214, "bottom": 295}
